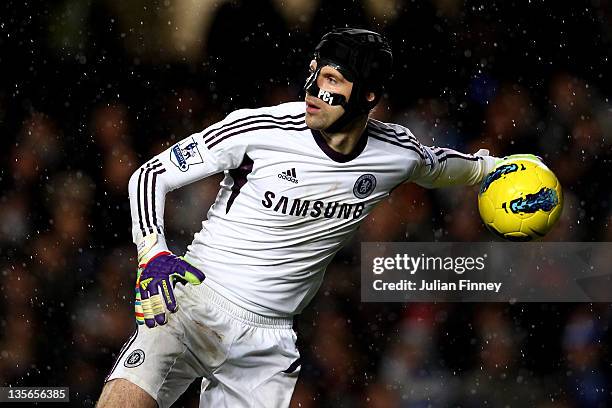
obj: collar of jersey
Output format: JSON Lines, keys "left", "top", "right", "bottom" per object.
{"left": 310, "top": 129, "right": 368, "bottom": 163}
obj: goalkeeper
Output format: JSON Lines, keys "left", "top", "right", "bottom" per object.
{"left": 96, "top": 28, "right": 528, "bottom": 408}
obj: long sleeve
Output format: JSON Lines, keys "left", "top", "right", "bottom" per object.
{"left": 410, "top": 146, "right": 498, "bottom": 189}
{"left": 127, "top": 109, "right": 252, "bottom": 260}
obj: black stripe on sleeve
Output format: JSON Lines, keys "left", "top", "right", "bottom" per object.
{"left": 203, "top": 113, "right": 306, "bottom": 144}
{"left": 368, "top": 120, "right": 419, "bottom": 143}
{"left": 136, "top": 167, "right": 146, "bottom": 236}
{"left": 142, "top": 167, "right": 152, "bottom": 234}
{"left": 432, "top": 147, "right": 482, "bottom": 162}
{"left": 438, "top": 152, "right": 481, "bottom": 162}
{"left": 433, "top": 147, "right": 450, "bottom": 157}
{"left": 139, "top": 160, "right": 162, "bottom": 235}
{"left": 369, "top": 134, "right": 426, "bottom": 159}
{"left": 367, "top": 127, "right": 426, "bottom": 159}
{"left": 367, "top": 127, "right": 423, "bottom": 149}
{"left": 150, "top": 168, "right": 167, "bottom": 234}
{"left": 208, "top": 123, "right": 309, "bottom": 149}
{"left": 205, "top": 116, "right": 306, "bottom": 145}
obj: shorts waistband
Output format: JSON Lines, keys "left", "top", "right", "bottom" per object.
{"left": 191, "top": 283, "right": 293, "bottom": 329}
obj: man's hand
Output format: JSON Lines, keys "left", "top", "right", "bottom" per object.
{"left": 134, "top": 252, "right": 205, "bottom": 328}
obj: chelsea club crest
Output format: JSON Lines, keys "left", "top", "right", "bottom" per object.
{"left": 124, "top": 349, "right": 145, "bottom": 368}
{"left": 353, "top": 174, "right": 376, "bottom": 199}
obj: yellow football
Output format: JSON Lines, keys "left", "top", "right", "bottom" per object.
{"left": 478, "top": 158, "right": 563, "bottom": 241}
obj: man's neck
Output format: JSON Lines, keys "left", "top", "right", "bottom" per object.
{"left": 321, "top": 116, "right": 368, "bottom": 155}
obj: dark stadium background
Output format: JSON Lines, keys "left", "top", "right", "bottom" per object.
{"left": 1, "top": 0, "right": 611, "bottom": 406}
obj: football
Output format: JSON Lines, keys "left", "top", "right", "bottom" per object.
{"left": 478, "top": 158, "right": 563, "bottom": 241}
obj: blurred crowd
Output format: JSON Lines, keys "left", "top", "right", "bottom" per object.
{"left": 1, "top": 0, "right": 612, "bottom": 406}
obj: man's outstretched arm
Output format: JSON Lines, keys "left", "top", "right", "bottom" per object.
{"left": 410, "top": 146, "right": 499, "bottom": 188}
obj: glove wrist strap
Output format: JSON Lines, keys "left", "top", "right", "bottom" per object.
{"left": 136, "top": 233, "right": 170, "bottom": 265}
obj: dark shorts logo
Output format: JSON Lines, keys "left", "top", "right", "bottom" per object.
{"left": 170, "top": 137, "right": 203, "bottom": 172}
{"left": 353, "top": 174, "right": 376, "bottom": 199}
{"left": 124, "top": 349, "right": 145, "bottom": 368}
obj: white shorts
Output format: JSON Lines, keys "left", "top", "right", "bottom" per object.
{"left": 105, "top": 282, "right": 301, "bottom": 408}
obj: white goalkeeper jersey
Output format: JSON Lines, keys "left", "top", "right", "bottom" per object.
{"left": 128, "top": 101, "right": 497, "bottom": 317}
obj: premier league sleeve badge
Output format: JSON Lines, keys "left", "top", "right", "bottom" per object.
{"left": 170, "top": 137, "right": 204, "bottom": 172}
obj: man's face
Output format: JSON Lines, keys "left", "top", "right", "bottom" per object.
{"left": 304, "top": 60, "right": 353, "bottom": 131}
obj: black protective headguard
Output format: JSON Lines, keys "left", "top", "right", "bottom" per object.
{"left": 304, "top": 28, "right": 393, "bottom": 132}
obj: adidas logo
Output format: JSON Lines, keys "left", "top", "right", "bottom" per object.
{"left": 278, "top": 168, "right": 299, "bottom": 184}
